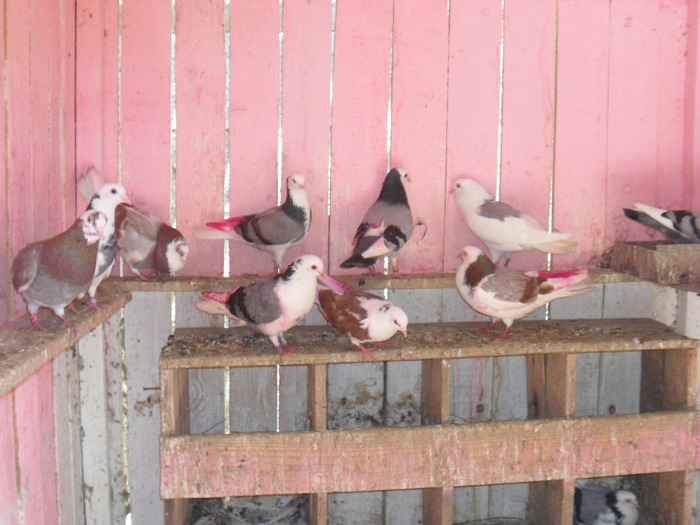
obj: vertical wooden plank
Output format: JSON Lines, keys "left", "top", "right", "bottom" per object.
{"left": 0, "top": 0, "right": 7, "bottom": 326}
{"left": 309, "top": 364, "right": 327, "bottom": 525}
{"left": 445, "top": 0, "right": 504, "bottom": 272}
{"left": 0, "top": 393, "right": 19, "bottom": 525}
{"left": 390, "top": 0, "right": 449, "bottom": 274}
{"left": 15, "top": 362, "right": 58, "bottom": 525}
{"left": 685, "top": 0, "right": 700, "bottom": 210}
{"left": 499, "top": 0, "right": 557, "bottom": 272}
{"left": 228, "top": 0, "right": 281, "bottom": 275}
{"left": 421, "top": 359, "right": 450, "bottom": 425}
{"left": 175, "top": 0, "right": 226, "bottom": 277}
{"left": 281, "top": 0, "right": 332, "bottom": 266}
{"left": 329, "top": 0, "right": 393, "bottom": 275}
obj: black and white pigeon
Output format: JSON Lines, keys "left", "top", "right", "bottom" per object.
{"left": 115, "top": 203, "right": 189, "bottom": 279}
{"left": 194, "top": 174, "right": 311, "bottom": 272}
{"left": 340, "top": 168, "right": 413, "bottom": 274}
{"left": 195, "top": 255, "right": 342, "bottom": 353}
{"left": 12, "top": 209, "right": 107, "bottom": 336}
{"left": 455, "top": 246, "right": 593, "bottom": 338}
{"left": 623, "top": 203, "right": 700, "bottom": 244}
{"left": 452, "top": 178, "right": 578, "bottom": 265}
{"left": 574, "top": 480, "right": 639, "bottom": 525}
{"left": 316, "top": 276, "right": 408, "bottom": 361}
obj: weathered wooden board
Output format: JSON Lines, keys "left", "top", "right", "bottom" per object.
{"left": 0, "top": 392, "right": 19, "bottom": 524}
{"left": 612, "top": 240, "right": 700, "bottom": 284}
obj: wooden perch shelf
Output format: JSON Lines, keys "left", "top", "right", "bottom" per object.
{"left": 159, "top": 318, "right": 698, "bottom": 525}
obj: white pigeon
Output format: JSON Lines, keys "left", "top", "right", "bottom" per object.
{"left": 574, "top": 480, "right": 639, "bottom": 525}
{"left": 194, "top": 174, "right": 311, "bottom": 272}
{"left": 316, "top": 276, "right": 408, "bottom": 361}
{"left": 12, "top": 209, "right": 107, "bottom": 337}
{"left": 623, "top": 203, "right": 700, "bottom": 244}
{"left": 341, "top": 168, "right": 414, "bottom": 274}
{"left": 195, "top": 255, "right": 341, "bottom": 353}
{"left": 455, "top": 246, "right": 593, "bottom": 338}
{"left": 452, "top": 178, "right": 578, "bottom": 265}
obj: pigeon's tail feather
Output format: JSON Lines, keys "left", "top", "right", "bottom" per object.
{"left": 532, "top": 236, "right": 579, "bottom": 255}
{"left": 624, "top": 205, "right": 692, "bottom": 242}
{"left": 340, "top": 254, "right": 378, "bottom": 269}
{"left": 541, "top": 269, "right": 592, "bottom": 295}
{"left": 77, "top": 166, "right": 104, "bottom": 202}
{"left": 531, "top": 268, "right": 588, "bottom": 280}
{"left": 360, "top": 236, "right": 392, "bottom": 260}
{"left": 193, "top": 227, "right": 239, "bottom": 241}
{"left": 205, "top": 216, "right": 246, "bottom": 231}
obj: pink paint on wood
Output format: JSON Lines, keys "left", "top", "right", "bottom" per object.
{"left": 0, "top": 394, "right": 19, "bottom": 524}
{"left": 175, "top": 0, "right": 226, "bottom": 276}
{"left": 499, "top": 0, "right": 557, "bottom": 272}
{"left": 15, "top": 362, "right": 58, "bottom": 525}
{"left": 329, "top": 0, "right": 394, "bottom": 275}
{"left": 445, "top": 1, "right": 504, "bottom": 271}
{"left": 390, "top": 0, "right": 449, "bottom": 274}
{"left": 228, "top": 0, "right": 281, "bottom": 275}
{"left": 553, "top": 0, "right": 611, "bottom": 269}
{"left": 686, "top": 0, "right": 700, "bottom": 210}
{"left": 281, "top": 0, "right": 333, "bottom": 268}
{"left": 0, "top": 0, "right": 6, "bottom": 325}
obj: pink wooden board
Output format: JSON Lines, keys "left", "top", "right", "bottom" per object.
{"left": 0, "top": 393, "right": 19, "bottom": 524}
{"left": 175, "top": 0, "right": 226, "bottom": 276}
{"left": 0, "top": 0, "right": 6, "bottom": 325}
{"left": 15, "top": 362, "right": 58, "bottom": 524}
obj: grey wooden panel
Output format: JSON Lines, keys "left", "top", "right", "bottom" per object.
{"left": 384, "top": 489, "right": 422, "bottom": 523}
{"left": 230, "top": 366, "right": 278, "bottom": 432}
{"left": 328, "top": 492, "right": 384, "bottom": 525}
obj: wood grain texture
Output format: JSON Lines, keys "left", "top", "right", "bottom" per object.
{"left": 0, "top": 393, "right": 19, "bottom": 525}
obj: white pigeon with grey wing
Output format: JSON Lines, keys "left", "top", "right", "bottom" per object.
{"left": 194, "top": 173, "right": 311, "bottom": 272}
{"left": 574, "top": 480, "right": 639, "bottom": 525}
{"left": 195, "top": 255, "right": 342, "bottom": 353}
{"left": 623, "top": 202, "right": 700, "bottom": 244}
{"left": 452, "top": 178, "right": 578, "bottom": 265}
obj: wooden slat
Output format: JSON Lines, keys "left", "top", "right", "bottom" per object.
{"left": 161, "top": 411, "right": 698, "bottom": 498}
{"left": 0, "top": 393, "right": 19, "bottom": 524}
{"left": 308, "top": 363, "right": 327, "bottom": 525}
{"left": 161, "top": 318, "right": 696, "bottom": 369}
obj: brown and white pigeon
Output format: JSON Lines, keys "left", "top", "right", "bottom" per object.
{"left": 574, "top": 480, "right": 639, "bottom": 525}
{"left": 623, "top": 203, "right": 700, "bottom": 244}
{"left": 455, "top": 246, "right": 593, "bottom": 338}
{"left": 341, "top": 168, "right": 414, "bottom": 274}
{"left": 452, "top": 178, "right": 578, "bottom": 265}
{"left": 195, "top": 174, "right": 311, "bottom": 272}
{"left": 12, "top": 209, "right": 107, "bottom": 335}
{"left": 316, "top": 277, "right": 408, "bottom": 361}
{"left": 115, "top": 203, "right": 189, "bottom": 279}
{"left": 195, "top": 255, "right": 341, "bottom": 353}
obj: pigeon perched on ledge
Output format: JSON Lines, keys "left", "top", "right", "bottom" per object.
{"left": 195, "top": 174, "right": 311, "bottom": 272}
{"left": 623, "top": 203, "right": 700, "bottom": 244}
{"left": 452, "top": 178, "right": 578, "bottom": 265}
{"left": 455, "top": 246, "right": 593, "bottom": 338}
{"left": 574, "top": 480, "right": 639, "bottom": 525}
{"left": 12, "top": 209, "right": 107, "bottom": 336}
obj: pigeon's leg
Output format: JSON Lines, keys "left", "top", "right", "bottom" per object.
{"left": 134, "top": 268, "right": 159, "bottom": 281}
{"left": 83, "top": 297, "right": 105, "bottom": 314}
{"left": 273, "top": 333, "right": 297, "bottom": 355}
{"left": 29, "top": 314, "right": 49, "bottom": 331}
{"left": 356, "top": 344, "right": 376, "bottom": 362}
{"left": 66, "top": 302, "right": 82, "bottom": 314}
{"left": 60, "top": 316, "right": 78, "bottom": 341}
{"left": 388, "top": 256, "right": 402, "bottom": 277}
{"left": 491, "top": 325, "right": 510, "bottom": 339}
{"left": 473, "top": 321, "right": 497, "bottom": 335}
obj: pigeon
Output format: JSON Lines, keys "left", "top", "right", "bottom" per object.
{"left": 316, "top": 277, "right": 408, "bottom": 361}
{"left": 455, "top": 246, "right": 593, "bottom": 338}
{"left": 115, "top": 203, "right": 189, "bottom": 279}
{"left": 194, "top": 174, "right": 311, "bottom": 272}
{"left": 12, "top": 209, "right": 107, "bottom": 335}
{"left": 623, "top": 203, "right": 700, "bottom": 244}
{"left": 195, "top": 255, "right": 341, "bottom": 353}
{"left": 574, "top": 480, "right": 639, "bottom": 525}
{"left": 340, "top": 168, "right": 414, "bottom": 274}
{"left": 452, "top": 178, "right": 578, "bottom": 265}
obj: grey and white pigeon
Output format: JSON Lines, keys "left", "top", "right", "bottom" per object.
{"left": 574, "top": 480, "right": 639, "bottom": 525}
{"left": 623, "top": 203, "right": 700, "bottom": 244}
{"left": 194, "top": 174, "right": 311, "bottom": 272}
{"left": 340, "top": 168, "right": 413, "bottom": 274}
{"left": 455, "top": 246, "right": 593, "bottom": 338}
{"left": 316, "top": 277, "right": 408, "bottom": 361}
{"left": 12, "top": 209, "right": 107, "bottom": 335}
{"left": 195, "top": 255, "right": 340, "bottom": 353}
{"left": 115, "top": 203, "right": 189, "bottom": 279}
{"left": 452, "top": 178, "right": 578, "bottom": 265}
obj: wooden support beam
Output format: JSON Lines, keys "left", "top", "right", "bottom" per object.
{"left": 308, "top": 364, "right": 328, "bottom": 525}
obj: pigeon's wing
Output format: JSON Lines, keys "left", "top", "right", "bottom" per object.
{"left": 477, "top": 200, "right": 523, "bottom": 222}
{"left": 115, "top": 204, "right": 162, "bottom": 267}
{"left": 664, "top": 210, "right": 700, "bottom": 243}
{"left": 12, "top": 243, "right": 41, "bottom": 293}
{"left": 623, "top": 207, "right": 692, "bottom": 243}
{"left": 318, "top": 287, "right": 382, "bottom": 340}
{"left": 41, "top": 220, "right": 99, "bottom": 286}
{"left": 229, "top": 279, "right": 283, "bottom": 325}
{"left": 236, "top": 207, "right": 306, "bottom": 246}
{"left": 481, "top": 267, "right": 542, "bottom": 305}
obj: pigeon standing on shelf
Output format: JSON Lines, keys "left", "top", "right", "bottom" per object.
{"left": 316, "top": 277, "right": 408, "bottom": 361}
{"left": 195, "top": 255, "right": 341, "bottom": 353}
{"left": 452, "top": 178, "right": 578, "bottom": 265}
{"left": 623, "top": 203, "right": 700, "bottom": 244}
{"left": 574, "top": 480, "right": 639, "bottom": 525}
{"left": 115, "top": 203, "right": 189, "bottom": 279}
{"left": 341, "top": 168, "right": 414, "bottom": 274}
{"left": 194, "top": 174, "right": 311, "bottom": 272}
{"left": 12, "top": 209, "right": 107, "bottom": 335}
{"left": 455, "top": 246, "right": 593, "bottom": 338}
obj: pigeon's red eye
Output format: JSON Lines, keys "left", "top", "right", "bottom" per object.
{"left": 111, "top": 189, "right": 117, "bottom": 194}
{"left": 311, "top": 265, "right": 318, "bottom": 270}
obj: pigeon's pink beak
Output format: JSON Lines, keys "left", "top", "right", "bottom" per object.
{"left": 203, "top": 290, "right": 234, "bottom": 304}
{"left": 400, "top": 329, "right": 407, "bottom": 338}
{"left": 318, "top": 273, "right": 346, "bottom": 294}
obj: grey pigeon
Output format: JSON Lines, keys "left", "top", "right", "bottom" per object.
{"left": 574, "top": 480, "right": 639, "bottom": 525}
{"left": 452, "top": 178, "right": 578, "bottom": 265}
{"left": 623, "top": 202, "right": 700, "bottom": 243}
{"left": 340, "top": 168, "right": 413, "bottom": 274}
{"left": 12, "top": 209, "right": 107, "bottom": 335}
{"left": 195, "top": 174, "right": 311, "bottom": 272}
{"left": 195, "top": 255, "right": 341, "bottom": 353}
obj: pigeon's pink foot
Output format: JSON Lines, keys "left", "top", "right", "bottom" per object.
{"left": 29, "top": 314, "right": 48, "bottom": 331}
{"left": 83, "top": 297, "right": 105, "bottom": 314}
{"left": 490, "top": 326, "right": 510, "bottom": 339}
{"left": 277, "top": 343, "right": 299, "bottom": 355}
{"left": 473, "top": 321, "right": 496, "bottom": 336}
{"left": 357, "top": 344, "right": 376, "bottom": 362}
{"left": 66, "top": 303, "right": 81, "bottom": 314}
{"left": 60, "top": 316, "right": 77, "bottom": 341}
{"left": 135, "top": 269, "right": 159, "bottom": 281}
